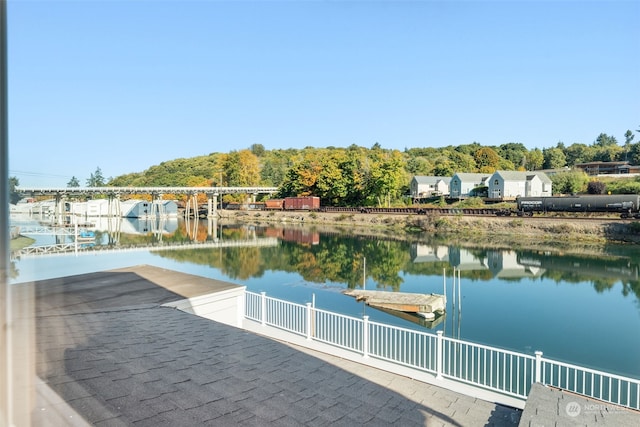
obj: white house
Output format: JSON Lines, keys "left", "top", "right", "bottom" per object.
{"left": 487, "top": 171, "right": 552, "bottom": 199}
{"left": 487, "top": 250, "right": 545, "bottom": 279}
{"left": 449, "top": 173, "right": 490, "bottom": 198}
{"left": 410, "top": 176, "right": 451, "bottom": 198}
{"left": 410, "top": 244, "right": 449, "bottom": 263}
{"left": 121, "top": 200, "right": 178, "bottom": 218}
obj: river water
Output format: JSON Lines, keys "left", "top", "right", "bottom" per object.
{"left": 10, "top": 216, "right": 640, "bottom": 379}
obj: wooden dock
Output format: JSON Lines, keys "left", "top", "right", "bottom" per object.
{"left": 343, "top": 290, "right": 446, "bottom": 316}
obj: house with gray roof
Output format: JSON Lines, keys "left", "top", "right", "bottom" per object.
{"left": 487, "top": 171, "right": 552, "bottom": 199}
{"left": 449, "top": 173, "right": 490, "bottom": 198}
{"left": 410, "top": 176, "right": 451, "bottom": 198}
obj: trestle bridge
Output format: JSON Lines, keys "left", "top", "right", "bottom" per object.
{"left": 12, "top": 237, "right": 279, "bottom": 260}
{"left": 16, "top": 186, "right": 279, "bottom": 222}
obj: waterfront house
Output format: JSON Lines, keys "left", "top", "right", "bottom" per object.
{"left": 410, "top": 176, "right": 451, "bottom": 198}
{"left": 121, "top": 199, "right": 179, "bottom": 218}
{"left": 487, "top": 171, "right": 552, "bottom": 199}
{"left": 449, "top": 173, "right": 490, "bottom": 198}
{"left": 575, "top": 161, "right": 640, "bottom": 176}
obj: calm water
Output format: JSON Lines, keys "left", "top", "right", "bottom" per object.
{"left": 10, "top": 216, "right": 640, "bottom": 378}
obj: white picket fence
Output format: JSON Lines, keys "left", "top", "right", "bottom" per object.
{"left": 245, "top": 291, "right": 640, "bottom": 409}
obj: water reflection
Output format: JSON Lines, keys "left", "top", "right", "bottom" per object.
{"left": 10, "top": 217, "right": 640, "bottom": 377}
{"left": 10, "top": 216, "right": 640, "bottom": 302}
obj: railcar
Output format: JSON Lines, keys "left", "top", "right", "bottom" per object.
{"left": 262, "top": 196, "right": 320, "bottom": 211}
{"left": 283, "top": 196, "right": 320, "bottom": 211}
{"left": 264, "top": 199, "right": 285, "bottom": 210}
{"left": 516, "top": 195, "right": 640, "bottom": 218}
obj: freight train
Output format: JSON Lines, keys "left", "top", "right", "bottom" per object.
{"left": 223, "top": 197, "right": 321, "bottom": 211}
{"left": 264, "top": 196, "right": 321, "bottom": 211}
{"left": 512, "top": 195, "right": 640, "bottom": 219}
{"left": 222, "top": 194, "right": 640, "bottom": 219}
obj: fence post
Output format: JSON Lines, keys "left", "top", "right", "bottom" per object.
{"left": 306, "top": 302, "right": 312, "bottom": 340}
{"left": 362, "top": 315, "right": 369, "bottom": 358}
{"left": 436, "top": 331, "right": 444, "bottom": 380}
{"left": 237, "top": 289, "right": 245, "bottom": 328}
{"left": 534, "top": 351, "right": 543, "bottom": 383}
{"left": 260, "top": 291, "right": 266, "bottom": 326}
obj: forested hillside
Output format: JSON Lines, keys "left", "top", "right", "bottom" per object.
{"left": 105, "top": 132, "right": 640, "bottom": 206}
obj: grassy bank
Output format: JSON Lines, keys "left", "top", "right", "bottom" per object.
{"left": 220, "top": 209, "right": 640, "bottom": 247}
{"left": 10, "top": 236, "right": 36, "bottom": 251}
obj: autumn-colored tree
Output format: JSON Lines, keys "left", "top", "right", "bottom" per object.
{"left": 223, "top": 149, "right": 261, "bottom": 187}
{"left": 474, "top": 147, "right": 500, "bottom": 174}
{"left": 316, "top": 150, "right": 348, "bottom": 204}
{"left": 278, "top": 149, "right": 323, "bottom": 197}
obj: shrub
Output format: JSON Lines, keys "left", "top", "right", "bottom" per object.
{"left": 336, "top": 214, "right": 353, "bottom": 221}
{"left": 587, "top": 181, "right": 607, "bottom": 194}
{"left": 456, "top": 197, "right": 486, "bottom": 208}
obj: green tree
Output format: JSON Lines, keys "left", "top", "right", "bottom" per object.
{"left": 455, "top": 142, "right": 483, "bottom": 157}
{"left": 542, "top": 148, "right": 566, "bottom": 169}
{"left": 405, "top": 156, "right": 434, "bottom": 175}
{"left": 250, "top": 143, "right": 266, "bottom": 157}
{"left": 497, "top": 142, "right": 527, "bottom": 169}
{"left": 550, "top": 171, "right": 588, "bottom": 194}
{"left": 67, "top": 176, "right": 80, "bottom": 187}
{"left": 628, "top": 141, "right": 640, "bottom": 166}
{"left": 86, "top": 167, "right": 105, "bottom": 187}
{"left": 564, "top": 143, "right": 594, "bottom": 166}
{"left": 448, "top": 150, "right": 477, "bottom": 173}
{"left": 432, "top": 156, "right": 456, "bottom": 177}
{"left": 341, "top": 145, "right": 369, "bottom": 206}
{"left": 9, "top": 176, "right": 21, "bottom": 204}
{"left": 624, "top": 130, "right": 634, "bottom": 162}
{"left": 592, "top": 144, "right": 623, "bottom": 162}
{"left": 309, "top": 150, "right": 345, "bottom": 204}
{"left": 524, "top": 148, "right": 544, "bottom": 170}
{"left": 593, "top": 133, "right": 618, "bottom": 147}
{"left": 367, "top": 149, "right": 405, "bottom": 207}
{"left": 260, "top": 149, "right": 294, "bottom": 187}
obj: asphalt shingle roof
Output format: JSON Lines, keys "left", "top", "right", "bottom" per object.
{"left": 33, "top": 267, "right": 523, "bottom": 426}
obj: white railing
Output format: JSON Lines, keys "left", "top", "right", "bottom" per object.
{"left": 313, "top": 307, "right": 363, "bottom": 352}
{"left": 245, "top": 291, "right": 640, "bottom": 409}
{"left": 538, "top": 356, "right": 640, "bottom": 410}
{"left": 369, "top": 320, "right": 437, "bottom": 373}
{"left": 441, "top": 336, "right": 536, "bottom": 399}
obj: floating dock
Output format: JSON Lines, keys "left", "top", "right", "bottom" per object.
{"left": 343, "top": 290, "right": 446, "bottom": 319}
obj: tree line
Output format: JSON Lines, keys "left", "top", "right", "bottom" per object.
{"left": 10, "top": 129, "right": 640, "bottom": 206}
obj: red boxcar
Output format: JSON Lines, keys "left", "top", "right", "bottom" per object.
{"left": 264, "top": 199, "right": 285, "bottom": 210}
{"left": 284, "top": 196, "right": 320, "bottom": 211}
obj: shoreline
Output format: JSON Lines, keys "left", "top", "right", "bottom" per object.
{"left": 219, "top": 209, "right": 640, "bottom": 249}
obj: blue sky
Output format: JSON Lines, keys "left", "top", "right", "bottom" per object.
{"left": 7, "top": 0, "right": 640, "bottom": 187}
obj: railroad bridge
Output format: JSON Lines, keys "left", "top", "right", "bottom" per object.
{"left": 16, "top": 186, "right": 279, "bottom": 221}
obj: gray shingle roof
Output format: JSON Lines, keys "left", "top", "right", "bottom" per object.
{"left": 33, "top": 267, "right": 522, "bottom": 426}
